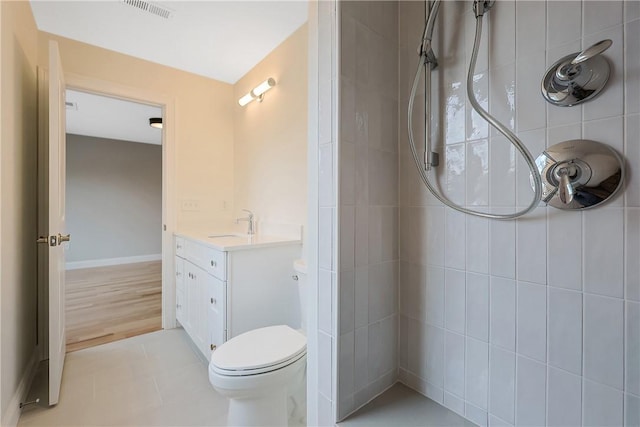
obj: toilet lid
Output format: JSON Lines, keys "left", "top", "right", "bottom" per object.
{"left": 211, "top": 325, "right": 307, "bottom": 374}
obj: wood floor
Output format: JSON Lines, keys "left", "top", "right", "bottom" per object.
{"left": 65, "top": 261, "right": 162, "bottom": 353}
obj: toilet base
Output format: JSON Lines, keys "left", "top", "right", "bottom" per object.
{"left": 228, "top": 389, "right": 288, "bottom": 426}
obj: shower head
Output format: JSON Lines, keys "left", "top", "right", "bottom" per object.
{"left": 473, "top": 0, "right": 495, "bottom": 18}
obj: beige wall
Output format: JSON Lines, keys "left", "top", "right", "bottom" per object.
{"left": 37, "top": 32, "right": 236, "bottom": 227}
{"left": 0, "top": 0, "right": 39, "bottom": 422}
{"left": 233, "top": 24, "right": 308, "bottom": 234}
{"left": 66, "top": 135, "right": 162, "bottom": 263}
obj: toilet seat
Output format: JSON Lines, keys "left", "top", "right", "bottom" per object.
{"left": 210, "top": 325, "right": 307, "bottom": 377}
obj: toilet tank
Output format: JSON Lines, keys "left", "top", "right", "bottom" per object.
{"left": 293, "top": 259, "right": 308, "bottom": 333}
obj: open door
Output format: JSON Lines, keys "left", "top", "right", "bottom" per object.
{"left": 37, "top": 40, "right": 68, "bottom": 406}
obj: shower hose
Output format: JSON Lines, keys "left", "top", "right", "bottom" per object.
{"left": 408, "top": 0, "right": 544, "bottom": 220}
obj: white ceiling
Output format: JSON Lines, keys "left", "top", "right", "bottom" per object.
{"left": 29, "top": 0, "right": 309, "bottom": 84}
{"left": 34, "top": 1, "right": 308, "bottom": 144}
{"left": 66, "top": 90, "right": 163, "bottom": 145}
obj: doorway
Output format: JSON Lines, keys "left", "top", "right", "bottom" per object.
{"left": 64, "top": 90, "right": 163, "bottom": 352}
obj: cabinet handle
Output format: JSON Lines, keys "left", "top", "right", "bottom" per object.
{"left": 177, "top": 244, "right": 182, "bottom": 249}
{"left": 211, "top": 344, "right": 217, "bottom": 351}
{"left": 211, "top": 260, "right": 217, "bottom": 267}
{"left": 211, "top": 297, "right": 216, "bottom": 304}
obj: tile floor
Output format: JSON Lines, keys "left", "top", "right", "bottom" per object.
{"left": 339, "top": 384, "right": 476, "bottom": 427}
{"left": 19, "top": 328, "right": 475, "bottom": 427}
{"left": 18, "top": 329, "right": 228, "bottom": 426}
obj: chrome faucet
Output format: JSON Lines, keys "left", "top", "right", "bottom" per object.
{"left": 235, "top": 209, "right": 255, "bottom": 235}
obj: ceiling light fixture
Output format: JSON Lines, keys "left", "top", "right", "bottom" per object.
{"left": 149, "top": 117, "right": 163, "bottom": 129}
{"left": 238, "top": 78, "right": 276, "bottom": 107}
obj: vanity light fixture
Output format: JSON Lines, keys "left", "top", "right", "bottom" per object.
{"left": 149, "top": 117, "right": 163, "bottom": 129}
{"left": 238, "top": 78, "right": 276, "bottom": 107}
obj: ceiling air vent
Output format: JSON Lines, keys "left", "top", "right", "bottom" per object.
{"left": 121, "top": 0, "right": 173, "bottom": 19}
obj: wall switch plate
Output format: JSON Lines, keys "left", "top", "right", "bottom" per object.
{"left": 181, "top": 199, "right": 200, "bottom": 211}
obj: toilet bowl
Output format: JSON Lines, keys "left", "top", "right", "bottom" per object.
{"left": 208, "top": 260, "right": 308, "bottom": 426}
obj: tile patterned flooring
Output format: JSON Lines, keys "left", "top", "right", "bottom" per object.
{"left": 18, "top": 329, "right": 228, "bottom": 426}
{"left": 19, "top": 328, "right": 474, "bottom": 427}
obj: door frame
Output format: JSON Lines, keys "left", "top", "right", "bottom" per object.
{"left": 37, "top": 72, "right": 177, "bottom": 359}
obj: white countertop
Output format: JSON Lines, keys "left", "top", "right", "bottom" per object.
{"left": 175, "top": 230, "right": 301, "bottom": 252}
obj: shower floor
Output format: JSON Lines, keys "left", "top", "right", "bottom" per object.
{"left": 339, "top": 384, "right": 477, "bottom": 426}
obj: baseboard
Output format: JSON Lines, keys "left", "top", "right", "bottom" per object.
{"left": 65, "top": 253, "right": 162, "bottom": 270}
{"left": 1, "top": 349, "right": 39, "bottom": 427}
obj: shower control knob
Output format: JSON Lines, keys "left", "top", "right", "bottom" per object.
{"left": 556, "top": 167, "right": 576, "bottom": 204}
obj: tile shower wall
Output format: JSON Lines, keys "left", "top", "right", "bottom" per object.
{"left": 397, "top": 2, "right": 640, "bottom": 427}
{"left": 336, "top": 1, "right": 400, "bottom": 421}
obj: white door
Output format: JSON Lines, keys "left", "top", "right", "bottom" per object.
{"left": 38, "top": 40, "right": 68, "bottom": 406}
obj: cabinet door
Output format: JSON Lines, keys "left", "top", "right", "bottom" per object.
{"left": 205, "top": 275, "right": 226, "bottom": 359}
{"left": 186, "top": 264, "right": 207, "bottom": 352}
{"left": 175, "top": 257, "right": 185, "bottom": 325}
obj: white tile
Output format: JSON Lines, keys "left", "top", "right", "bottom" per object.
{"left": 318, "top": 331, "right": 333, "bottom": 399}
{"left": 466, "top": 76, "right": 489, "bottom": 142}
{"left": 379, "top": 315, "right": 397, "bottom": 375}
{"left": 488, "top": 63, "right": 516, "bottom": 133}
{"left": 319, "top": 268, "right": 333, "bottom": 334}
{"left": 445, "top": 209, "right": 466, "bottom": 270}
{"left": 426, "top": 266, "right": 445, "bottom": 327}
{"left": 583, "top": 1, "right": 623, "bottom": 35}
{"left": 583, "top": 25, "right": 624, "bottom": 121}
{"left": 489, "top": 346, "right": 515, "bottom": 424}
{"left": 444, "top": 330, "right": 465, "bottom": 399}
{"left": 516, "top": 210, "right": 547, "bottom": 285}
{"left": 515, "top": 1, "right": 545, "bottom": 57}
{"left": 380, "top": 207, "right": 398, "bottom": 263}
{"left": 515, "top": 356, "right": 546, "bottom": 427}
{"left": 466, "top": 215, "right": 489, "bottom": 274}
{"left": 467, "top": 272, "right": 489, "bottom": 342}
{"left": 626, "top": 301, "right": 640, "bottom": 395}
{"left": 466, "top": 403, "right": 488, "bottom": 427}
{"left": 583, "top": 116, "right": 624, "bottom": 159}
{"left": 443, "top": 392, "right": 465, "bottom": 418}
{"left": 354, "top": 326, "right": 368, "bottom": 393}
{"left": 489, "top": 136, "right": 516, "bottom": 207}
{"left": 466, "top": 337, "right": 489, "bottom": 410}
{"left": 340, "top": 270, "right": 355, "bottom": 334}
{"left": 341, "top": 79, "right": 356, "bottom": 143}
{"left": 444, "top": 269, "right": 466, "bottom": 334}
{"left": 547, "top": 209, "right": 582, "bottom": 291}
{"left": 340, "top": 15, "right": 356, "bottom": 80}
{"left": 425, "top": 325, "right": 445, "bottom": 388}
{"left": 490, "top": 218, "right": 516, "bottom": 279}
{"left": 547, "top": 1, "right": 582, "bottom": 48}
{"left": 445, "top": 144, "right": 467, "bottom": 205}
{"left": 488, "top": 415, "right": 512, "bottom": 427}
{"left": 489, "top": 0, "right": 515, "bottom": 68}
{"left": 368, "top": 206, "right": 382, "bottom": 265}
{"left": 628, "top": 209, "right": 640, "bottom": 301}
{"left": 490, "top": 276, "right": 516, "bottom": 351}
{"left": 424, "top": 382, "right": 444, "bottom": 406}
{"left": 319, "top": 207, "right": 333, "bottom": 270}
{"left": 368, "top": 261, "right": 397, "bottom": 323}
{"left": 584, "top": 294, "right": 624, "bottom": 390}
{"left": 626, "top": 393, "right": 640, "bottom": 427}
{"left": 339, "top": 331, "right": 355, "bottom": 399}
{"left": 425, "top": 206, "right": 445, "bottom": 266}
{"left": 319, "top": 143, "right": 334, "bottom": 207}
{"left": 626, "top": 1, "right": 640, "bottom": 22}
{"left": 318, "top": 393, "right": 334, "bottom": 427}
{"left": 626, "top": 117, "right": 640, "bottom": 207}
{"left": 548, "top": 287, "right": 583, "bottom": 375}
{"left": 516, "top": 50, "right": 546, "bottom": 132}
{"left": 465, "top": 9, "right": 488, "bottom": 73}
{"left": 626, "top": 21, "right": 640, "bottom": 115}
{"left": 368, "top": 148, "right": 398, "bottom": 206}
{"left": 515, "top": 129, "right": 546, "bottom": 208}
{"left": 407, "top": 317, "right": 426, "bottom": 379}
{"left": 547, "top": 367, "right": 582, "bottom": 427}
{"left": 319, "top": 80, "right": 332, "bottom": 145}
{"left": 341, "top": 142, "right": 356, "bottom": 205}
{"left": 354, "top": 205, "right": 368, "bottom": 268}
{"left": 467, "top": 140, "right": 489, "bottom": 207}
{"left": 399, "top": 314, "right": 408, "bottom": 371}
{"left": 354, "top": 126, "right": 369, "bottom": 204}
{"left": 354, "top": 266, "right": 368, "bottom": 330}
{"left": 583, "top": 208, "right": 624, "bottom": 298}
{"left": 340, "top": 205, "right": 355, "bottom": 271}
{"left": 516, "top": 282, "right": 546, "bottom": 362}
{"left": 583, "top": 380, "right": 624, "bottom": 427}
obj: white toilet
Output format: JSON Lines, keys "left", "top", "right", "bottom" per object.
{"left": 209, "top": 260, "right": 308, "bottom": 426}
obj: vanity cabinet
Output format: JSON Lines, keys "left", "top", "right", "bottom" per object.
{"left": 174, "top": 233, "right": 301, "bottom": 361}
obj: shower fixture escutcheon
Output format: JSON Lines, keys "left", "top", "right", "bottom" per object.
{"left": 542, "top": 39, "right": 612, "bottom": 107}
{"left": 533, "top": 139, "right": 623, "bottom": 210}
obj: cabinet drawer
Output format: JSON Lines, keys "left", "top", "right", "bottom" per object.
{"left": 175, "top": 236, "right": 185, "bottom": 257}
{"left": 203, "top": 247, "right": 226, "bottom": 280}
